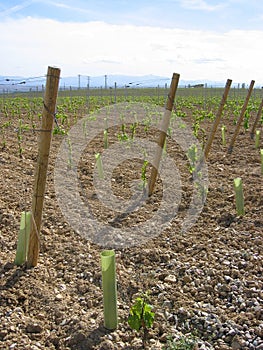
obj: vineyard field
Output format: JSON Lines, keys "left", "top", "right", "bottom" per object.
{"left": 0, "top": 88, "right": 262, "bottom": 350}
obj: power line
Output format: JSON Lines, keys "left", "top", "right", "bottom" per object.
{"left": 0, "top": 75, "right": 46, "bottom": 86}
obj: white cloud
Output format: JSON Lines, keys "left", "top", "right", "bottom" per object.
{"left": 179, "top": 0, "right": 226, "bottom": 11}
{"left": 0, "top": 0, "right": 34, "bottom": 17}
{"left": 0, "top": 18, "right": 262, "bottom": 83}
{"left": 38, "top": 0, "right": 95, "bottom": 14}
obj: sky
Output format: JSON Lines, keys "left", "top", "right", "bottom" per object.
{"left": 0, "top": 0, "right": 263, "bottom": 84}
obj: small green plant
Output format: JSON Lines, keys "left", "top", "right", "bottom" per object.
{"left": 128, "top": 292, "right": 155, "bottom": 348}
{"left": 118, "top": 123, "right": 129, "bottom": 141}
{"left": 17, "top": 119, "right": 29, "bottom": 158}
{"left": 187, "top": 144, "right": 198, "bottom": 175}
{"left": 53, "top": 125, "right": 66, "bottom": 135}
{"left": 0, "top": 121, "right": 11, "bottom": 149}
{"left": 192, "top": 119, "right": 200, "bottom": 138}
{"left": 164, "top": 334, "right": 197, "bottom": 350}
{"left": 243, "top": 110, "right": 250, "bottom": 130}
{"left": 143, "top": 117, "right": 151, "bottom": 134}
{"left": 141, "top": 160, "right": 148, "bottom": 189}
{"left": 192, "top": 110, "right": 206, "bottom": 140}
{"left": 243, "top": 104, "right": 255, "bottom": 131}
{"left": 17, "top": 119, "right": 23, "bottom": 157}
{"left": 195, "top": 176, "right": 208, "bottom": 202}
{"left": 130, "top": 122, "right": 138, "bottom": 139}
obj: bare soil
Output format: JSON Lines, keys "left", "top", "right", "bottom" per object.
{"left": 0, "top": 105, "right": 262, "bottom": 350}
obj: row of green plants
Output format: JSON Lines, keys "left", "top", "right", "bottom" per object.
{"left": 1, "top": 93, "right": 262, "bottom": 128}
{"left": 0, "top": 93, "right": 262, "bottom": 157}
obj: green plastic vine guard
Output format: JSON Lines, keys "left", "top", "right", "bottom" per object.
{"left": 233, "top": 178, "right": 245, "bottom": 216}
{"left": 101, "top": 250, "right": 118, "bottom": 330}
{"left": 15, "top": 211, "right": 31, "bottom": 265}
{"left": 104, "top": 130, "right": 109, "bottom": 149}
{"left": 255, "top": 130, "right": 260, "bottom": 148}
{"left": 95, "top": 153, "right": 104, "bottom": 179}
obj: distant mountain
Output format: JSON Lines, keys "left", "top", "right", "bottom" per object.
{"left": 59, "top": 74, "right": 228, "bottom": 88}
{"left": 0, "top": 74, "right": 172, "bottom": 90}
{"left": 0, "top": 75, "right": 46, "bottom": 92}
{"left": 61, "top": 74, "right": 172, "bottom": 88}
{"left": 1, "top": 74, "right": 261, "bottom": 92}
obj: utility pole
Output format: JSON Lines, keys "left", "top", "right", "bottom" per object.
{"left": 87, "top": 76, "right": 90, "bottom": 89}
{"left": 105, "top": 74, "right": 107, "bottom": 90}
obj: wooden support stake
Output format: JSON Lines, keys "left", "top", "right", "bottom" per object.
{"left": 250, "top": 95, "right": 263, "bottom": 139}
{"left": 204, "top": 79, "right": 232, "bottom": 158}
{"left": 27, "top": 66, "right": 60, "bottom": 267}
{"left": 148, "top": 73, "right": 180, "bottom": 196}
{"left": 228, "top": 80, "right": 255, "bottom": 154}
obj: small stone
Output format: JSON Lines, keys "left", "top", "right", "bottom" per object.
{"left": 55, "top": 293, "right": 63, "bottom": 301}
{"left": 183, "top": 275, "right": 192, "bottom": 283}
{"left": 0, "top": 330, "right": 8, "bottom": 340}
{"left": 164, "top": 274, "right": 177, "bottom": 283}
{"left": 245, "top": 332, "right": 252, "bottom": 340}
{"left": 99, "top": 339, "right": 115, "bottom": 350}
{"left": 26, "top": 323, "right": 43, "bottom": 333}
{"left": 178, "top": 307, "right": 190, "bottom": 318}
{"left": 38, "top": 313, "right": 45, "bottom": 320}
{"left": 228, "top": 329, "right": 237, "bottom": 336}
{"left": 159, "top": 333, "right": 168, "bottom": 342}
{"left": 224, "top": 275, "right": 232, "bottom": 283}
{"left": 60, "top": 319, "right": 68, "bottom": 326}
{"left": 160, "top": 254, "right": 170, "bottom": 262}
{"left": 71, "top": 332, "right": 86, "bottom": 344}
{"left": 231, "top": 335, "right": 246, "bottom": 349}
{"left": 4, "top": 262, "right": 14, "bottom": 270}
{"left": 163, "top": 300, "right": 173, "bottom": 309}
{"left": 87, "top": 299, "right": 93, "bottom": 308}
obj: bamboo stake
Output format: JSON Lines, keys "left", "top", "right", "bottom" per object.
{"left": 228, "top": 80, "right": 255, "bottom": 154}
{"left": 250, "top": 96, "right": 263, "bottom": 139}
{"left": 148, "top": 73, "right": 180, "bottom": 196}
{"left": 204, "top": 79, "right": 232, "bottom": 158}
{"left": 27, "top": 66, "right": 60, "bottom": 267}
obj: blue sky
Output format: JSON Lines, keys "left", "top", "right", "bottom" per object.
{"left": 0, "top": 0, "right": 263, "bottom": 83}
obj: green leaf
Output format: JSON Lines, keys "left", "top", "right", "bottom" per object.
{"left": 128, "top": 294, "right": 155, "bottom": 332}
{"left": 143, "top": 309, "right": 155, "bottom": 328}
{"left": 128, "top": 313, "right": 141, "bottom": 331}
